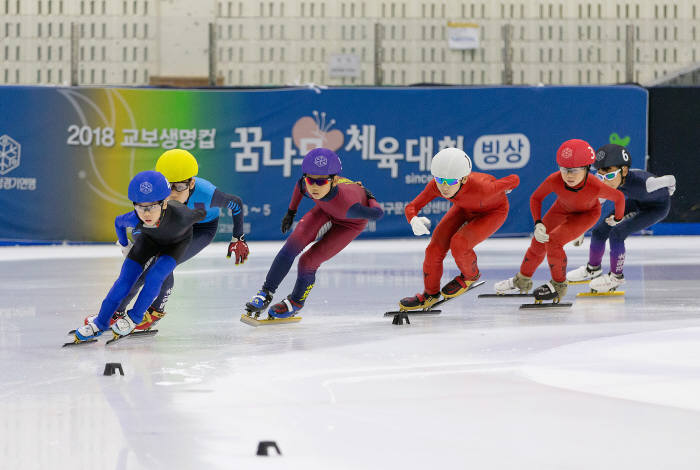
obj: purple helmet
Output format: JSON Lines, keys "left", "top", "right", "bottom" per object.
{"left": 301, "top": 148, "right": 342, "bottom": 176}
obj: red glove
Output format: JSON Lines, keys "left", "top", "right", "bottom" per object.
{"left": 227, "top": 236, "right": 249, "bottom": 264}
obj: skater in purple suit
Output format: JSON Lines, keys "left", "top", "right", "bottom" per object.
{"left": 244, "top": 148, "right": 384, "bottom": 319}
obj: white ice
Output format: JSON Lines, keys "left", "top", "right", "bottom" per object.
{"left": 1, "top": 236, "right": 700, "bottom": 470}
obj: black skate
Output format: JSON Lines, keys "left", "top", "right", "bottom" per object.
{"left": 399, "top": 292, "right": 441, "bottom": 311}
{"left": 520, "top": 281, "right": 572, "bottom": 310}
{"left": 441, "top": 273, "right": 481, "bottom": 298}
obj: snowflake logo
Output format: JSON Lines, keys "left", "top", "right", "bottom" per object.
{"left": 139, "top": 181, "right": 153, "bottom": 194}
{"left": 596, "top": 150, "right": 606, "bottom": 161}
{"left": 0, "top": 134, "right": 21, "bottom": 175}
{"left": 561, "top": 147, "right": 573, "bottom": 159}
{"left": 314, "top": 154, "right": 328, "bottom": 168}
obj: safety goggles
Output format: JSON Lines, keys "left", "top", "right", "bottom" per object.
{"left": 559, "top": 166, "right": 587, "bottom": 175}
{"left": 133, "top": 202, "right": 163, "bottom": 213}
{"left": 171, "top": 179, "right": 191, "bottom": 192}
{"left": 304, "top": 175, "right": 333, "bottom": 186}
{"left": 596, "top": 169, "right": 622, "bottom": 181}
{"left": 434, "top": 176, "right": 460, "bottom": 186}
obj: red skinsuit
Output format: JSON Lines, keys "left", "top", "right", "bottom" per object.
{"left": 520, "top": 172, "right": 625, "bottom": 282}
{"left": 405, "top": 173, "right": 520, "bottom": 294}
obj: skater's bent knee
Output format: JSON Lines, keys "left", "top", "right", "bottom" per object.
{"left": 298, "top": 252, "right": 320, "bottom": 272}
{"left": 608, "top": 228, "right": 627, "bottom": 241}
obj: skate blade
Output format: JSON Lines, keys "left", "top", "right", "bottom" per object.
{"left": 384, "top": 310, "right": 442, "bottom": 317}
{"left": 567, "top": 280, "right": 591, "bottom": 285}
{"left": 62, "top": 338, "right": 98, "bottom": 348}
{"left": 519, "top": 302, "right": 573, "bottom": 310}
{"left": 240, "top": 314, "right": 302, "bottom": 327}
{"left": 106, "top": 329, "right": 158, "bottom": 346}
{"left": 389, "top": 281, "right": 485, "bottom": 316}
{"left": 576, "top": 291, "right": 625, "bottom": 297}
{"left": 478, "top": 293, "right": 532, "bottom": 298}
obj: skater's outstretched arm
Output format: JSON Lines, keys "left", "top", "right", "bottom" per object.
{"left": 484, "top": 174, "right": 520, "bottom": 195}
{"left": 345, "top": 198, "right": 384, "bottom": 221}
{"left": 114, "top": 211, "right": 140, "bottom": 247}
{"left": 593, "top": 177, "right": 625, "bottom": 221}
{"left": 280, "top": 179, "right": 306, "bottom": 233}
{"left": 529, "top": 173, "right": 558, "bottom": 222}
{"left": 288, "top": 178, "right": 305, "bottom": 211}
{"left": 210, "top": 189, "right": 244, "bottom": 238}
{"left": 404, "top": 179, "right": 439, "bottom": 222}
{"left": 645, "top": 174, "right": 676, "bottom": 195}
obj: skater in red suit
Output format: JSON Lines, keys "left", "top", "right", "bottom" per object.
{"left": 399, "top": 147, "right": 520, "bottom": 310}
{"left": 495, "top": 139, "right": 625, "bottom": 302}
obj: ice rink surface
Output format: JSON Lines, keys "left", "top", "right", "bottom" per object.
{"left": 1, "top": 236, "right": 700, "bottom": 470}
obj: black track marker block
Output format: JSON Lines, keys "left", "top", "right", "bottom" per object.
{"left": 392, "top": 312, "right": 410, "bottom": 325}
{"left": 103, "top": 363, "right": 124, "bottom": 376}
{"left": 257, "top": 441, "right": 282, "bottom": 456}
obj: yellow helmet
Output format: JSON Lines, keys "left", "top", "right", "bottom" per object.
{"left": 155, "top": 149, "right": 199, "bottom": 182}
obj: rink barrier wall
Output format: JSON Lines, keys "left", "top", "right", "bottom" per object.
{"left": 0, "top": 85, "right": 648, "bottom": 242}
{"left": 646, "top": 86, "right": 700, "bottom": 224}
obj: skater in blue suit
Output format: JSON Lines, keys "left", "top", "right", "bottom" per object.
{"left": 567, "top": 144, "right": 676, "bottom": 292}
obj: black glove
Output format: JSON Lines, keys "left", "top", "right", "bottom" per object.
{"left": 364, "top": 187, "right": 376, "bottom": 200}
{"left": 281, "top": 209, "right": 297, "bottom": 234}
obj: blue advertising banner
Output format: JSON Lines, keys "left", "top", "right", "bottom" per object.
{"left": 0, "top": 85, "right": 647, "bottom": 242}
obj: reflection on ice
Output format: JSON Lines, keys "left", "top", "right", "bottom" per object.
{"left": 1, "top": 237, "right": 700, "bottom": 469}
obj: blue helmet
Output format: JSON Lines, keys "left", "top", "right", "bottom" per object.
{"left": 128, "top": 171, "right": 171, "bottom": 203}
{"left": 302, "top": 148, "right": 342, "bottom": 176}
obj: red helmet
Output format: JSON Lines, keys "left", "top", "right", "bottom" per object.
{"left": 556, "top": 139, "right": 596, "bottom": 168}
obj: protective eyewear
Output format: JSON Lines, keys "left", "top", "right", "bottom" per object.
{"left": 434, "top": 176, "right": 460, "bottom": 186}
{"left": 171, "top": 179, "right": 191, "bottom": 192}
{"left": 134, "top": 202, "right": 162, "bottom": 213}
{"left": 596, "top": 169, "right": 622, "bottom": 181}
{"left": 304, "top": 175, "right": 333, "bottom": 186}
{"left": 559, "top": 166, "right": 587, "bottom": 175}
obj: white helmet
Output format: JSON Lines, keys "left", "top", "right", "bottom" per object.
{"left": 430, "top": 147, "right": 472, "bottom": 179}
